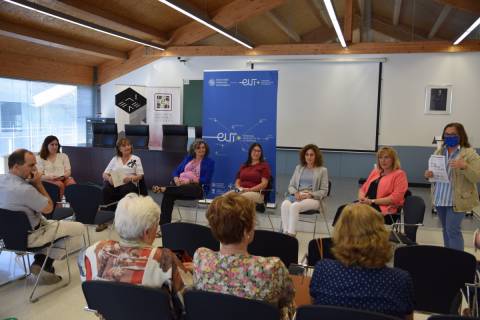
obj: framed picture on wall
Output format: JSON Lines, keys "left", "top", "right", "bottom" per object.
{"left": 425, "top": 85, "right": 452, "bottom": 114}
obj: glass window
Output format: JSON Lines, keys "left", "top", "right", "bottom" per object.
{"left": 0, "top": 78, "right": 94, "bottom": 157}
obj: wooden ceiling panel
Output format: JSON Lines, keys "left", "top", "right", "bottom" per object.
{"left": 272, "top": 0, "right": 320, "bottom": 36}
{"left": 237, "top": 14, "right": 292, "bottom": 45}
{"left": 75, "top": 0, "right": 190, "bottom": 33}
{"left": 437, "top": 9, "right": 478, "bottom": 40}
{"left": 372, "top": 0, "right": 396, "bottom": 20}
{"left": 400, "top": 0, "right": 445, "bottom": 33}
{"left": 0, "top": 3, "right": 136, "bottom": 51}
{"left": 0, "top": 35, "right": 107, "bottom": 66}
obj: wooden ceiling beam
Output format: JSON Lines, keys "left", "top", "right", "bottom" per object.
{"left": 433, "top": 0, "right": 480, "bottom": 15}
{"left": 169, "top": 0, "right": 286, "bottom": 46}
{"left": 0, "top": 51, "right": 93, "bottom": 85}
{"left": 265, "top": 11, "right": 301, "bottom": 42}
{"left": 44, "top": 0, "right": 167, "bottom": 43}
{"left": 160, "top": 40, "right": 480, "bottom": 56}
{"left": 344, "top": 0, "right": 353, "bottom": 44}
{"left": 98, "top": 0, "right": 287, "bottom": 84}
{"left": 428, "top": 5, "right": 453, "bottom": 39}
{"left": 0, "top": 20, "right": 127, "bottom": 60}
{"left": 393, "top": 0, "right": 402, "bottom": 26}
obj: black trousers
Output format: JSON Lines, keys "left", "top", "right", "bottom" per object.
{"left": 160, "top": 184, "right": 203, "bottom": 225}
{"left": 333, "top": 203, "right": 400, "bottom": 226}
{"left": 102, "top": 181, "right": 138, "bottom": 207}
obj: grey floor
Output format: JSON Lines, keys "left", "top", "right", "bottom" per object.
{"left": 1, "top": 176, "right": 479, "bottom": 319}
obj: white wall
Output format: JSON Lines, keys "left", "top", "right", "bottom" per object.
{"left": 101, "top": 52, "right": 480, "bottom": 148}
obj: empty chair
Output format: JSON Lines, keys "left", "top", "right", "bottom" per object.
{"left": 42, "top": 182, "right": 74, "bottom": 220}
{"left": 162, "top": 124, "right": 188, "bottom": 152}
{"left": 428, "top": 316, "right": 476, "bottom": 320}
{"left": 184, "top": 290, "right": 280, "bottom": 320}
{"left": 0, "top": 209, "right": 71, "bottom": 302}
{"left": 296, "top": 305, "right": 401, "bottom": 320}
{"left": 92, "top": 122, "right": 118, "bottom": 147}
{"left": 194, "top": 126, "right": 202, "bottom": 139}
{"left": 161, "top": 222, "right": 219, "bottom": 257}
{"left": 306, "top": 237, "right": 334, "bottom": 266}
{"left": 248, "top": 229, "right": 298, "bottom": 267}
{"left": 64, "top": 184, "right": 115, "bottom": 244}
{"left": 391, "top": 195, "right": 425, "bottom": 245}
{"left": 82, "top": 280, "right": 174, "bottom": 320}
{"left": 125, "top": 124, "right": 149, "bottom": 149}
{"left": 394, "top": 245, "right": 477, "bottom": 314}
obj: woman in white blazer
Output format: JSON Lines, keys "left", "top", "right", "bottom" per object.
{"left": 281, "top": 144, "right": 329, "bottom": 236}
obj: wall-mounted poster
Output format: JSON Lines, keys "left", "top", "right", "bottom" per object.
{"left": 425, "top": 85, "right": 452, "bottom": 114}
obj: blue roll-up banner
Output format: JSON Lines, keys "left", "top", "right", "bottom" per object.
{"left": 203, "top": 70, "right": 278, "bottom": 204}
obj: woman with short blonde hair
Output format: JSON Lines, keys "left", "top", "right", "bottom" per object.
{"left": 310, "top": 203, "right": 414, "bottom": 320}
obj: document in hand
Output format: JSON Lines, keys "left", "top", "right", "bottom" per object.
{"left": 111, "top": 168, "right": 127, "bottom": 187}
{"left": 428, "top": 155, "right": 449, "bottom": 183}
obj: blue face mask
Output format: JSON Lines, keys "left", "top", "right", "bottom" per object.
{"left": 444, "top": 135, "right": 460, "bottom": 147}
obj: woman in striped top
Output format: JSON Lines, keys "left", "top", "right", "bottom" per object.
{"left": 425, "top": 122, "right": 480, "bottom": 250}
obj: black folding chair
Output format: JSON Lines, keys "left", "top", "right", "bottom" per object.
{"left": 162, "top": 124, "right": 188, "bottom": 152}
{"left": 0, "top": 209, "right": 71, "bottom": 302}
{"left": 184, "top": 290, "right": 280, "bottom": 320}
{"left": 42, "top": 181, "right": 74, "bottom": 220}
{"left": 296, "top": 305, "right": 401, "bottom": 320}
{"left": 428, "top": 315, "right": 477, "bottom": 320}
{"left": 82, "top": 280, "right": 174, "bottom": 320}
{"left": 391, "top": 195, "right": 425, "bottom": 245}
{"left": 248, "top": 229, "right": 298, "bottom": 268}
{"left": 161, "top": 222, "right": 219, "bottom": 257}
{"left": 394, "top": 245, "right": 477, "bottom": 315}
{"left": 65, "top": 184, "right": 115, "bottom": 245}
{"left": 305, "top": 237, "right": 335, "bottom": 266}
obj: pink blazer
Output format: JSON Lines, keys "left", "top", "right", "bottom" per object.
{"left": 360, "top": 168, "right": 408, "bottom": 215}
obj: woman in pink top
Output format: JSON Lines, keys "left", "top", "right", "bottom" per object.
{"left": 333, "top": 146, "right": 408, "bottom": 225}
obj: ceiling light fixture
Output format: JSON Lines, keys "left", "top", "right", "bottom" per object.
{"left": 158, "top": 0, "right": 253, "bottom": 49}
{"left": 323, "top": 0, "right": 347, "bottom": 48}
{"left": 453, "top": 17, "right": 480, "bottom": 45}
{"left": 4, "top": 0, "right": 165, "bottom": 50}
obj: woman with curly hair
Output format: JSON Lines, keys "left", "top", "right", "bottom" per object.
{"left": 310, "top": 203, "right": 414, "bottom": 320}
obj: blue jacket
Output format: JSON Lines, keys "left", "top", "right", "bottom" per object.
{"left": 172, "top": 155, "right": 215, "bottom": 191}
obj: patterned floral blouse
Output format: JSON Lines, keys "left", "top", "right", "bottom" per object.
{"left": 193, "top": 247, "right": 296, "bottom": 320}
{"left": 78, "top": 240, "right": 192, "bottom": 293}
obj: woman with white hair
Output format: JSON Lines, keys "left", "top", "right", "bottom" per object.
{"left": 78, "top": 193, "right": 190, "bottom": 292}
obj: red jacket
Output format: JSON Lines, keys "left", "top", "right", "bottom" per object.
{"left": 360, "top": 168, "right": 408, "bottom": 215}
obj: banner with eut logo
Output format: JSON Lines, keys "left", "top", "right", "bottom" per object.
{"left": 203, "top": 70, "right": 278, "bottom": 204}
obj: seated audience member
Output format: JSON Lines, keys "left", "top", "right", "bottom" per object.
{"left": 229, "top": 143, "right": 271, "bottom": 204}
{"left": 0, "top": 149, "right": 84, "bottom": 284}
{"left": 310, "top": 203, "right": 414, "bottom": 320}
{"left": 193, "top": 193, "right": 295, "bottom": 320}
{"left": 37, "top": 135, "right": 76, "bottom": 199}
{"left": 78, "top": 193, "right": 191, "bottom": 307}
{"left": 333, "top": 146, "right": 408, "bottom": 225}
{"left": 281, "top": 144, "right": 329, "bottom": 236}
{"left": 152, "top": 139, "right": 214, "bottom": 226}
{"left": 102, "top": 138, "right": 144, "bottom": 206}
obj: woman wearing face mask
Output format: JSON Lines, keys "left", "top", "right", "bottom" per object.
{"left": 425, "top": 123, "right": 480, "bottom": 251}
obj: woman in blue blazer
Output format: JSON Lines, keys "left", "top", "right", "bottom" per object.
{"left": 153, "top": 139, "right": 215, "bottom": 225}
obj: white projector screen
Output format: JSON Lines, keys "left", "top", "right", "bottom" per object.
{"left": 269, "top": 62, "right": 381, "bottom": 151}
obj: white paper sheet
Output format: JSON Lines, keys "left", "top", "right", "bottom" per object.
{"left": 428, "top": 155, "right": 449, "bottom": 183}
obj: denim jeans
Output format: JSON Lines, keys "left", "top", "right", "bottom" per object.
{"left": 436, "top": 206, "right": 464, "bottom": 251}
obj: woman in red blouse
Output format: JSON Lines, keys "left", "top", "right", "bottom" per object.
{"left": 232, "top": 143, "right": 271, "bottom": 204}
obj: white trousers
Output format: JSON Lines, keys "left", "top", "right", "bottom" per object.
{"left": 28, "top": 220, "right": 84, "bottom": 260}
{"left": 281, "top": 199, "right": 320, "bottom": 234}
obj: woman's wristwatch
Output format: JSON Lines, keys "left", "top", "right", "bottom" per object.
{"left": 371, "top": 199, "right": 376, "bottom": 204}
